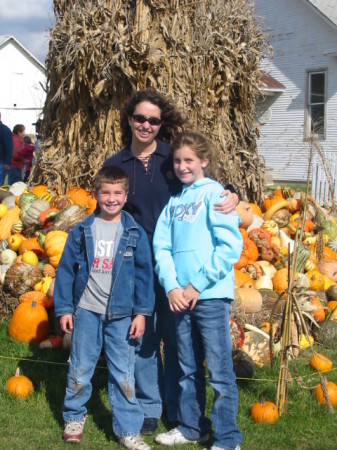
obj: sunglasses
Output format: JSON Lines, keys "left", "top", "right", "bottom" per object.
{"left": 132, "top": 114, "right": 162, "bottom": 126}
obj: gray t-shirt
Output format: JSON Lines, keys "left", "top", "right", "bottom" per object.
{"left": 78, "top": 217, "right": 122, "bottom": 314}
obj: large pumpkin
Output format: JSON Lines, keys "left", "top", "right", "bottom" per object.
{"left": 8, "top": 300, "right": 49, "bottom": 343}
{"left": 44, "top": 230, "right": 68, "bottom": 268}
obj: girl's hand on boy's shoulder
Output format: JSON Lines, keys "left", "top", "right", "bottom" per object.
{"left": 183, "top": 284, "right": 200, "bottom": 310}
{"left": 129, "top": 314, "right": 145, "bottom": 339}
{"left": 214, "top": 190, "right": 239, "bottom": 214}
{"left": 60, "top": 314, "right": 73, "bottom": 334}
{"left": 168, "top": 288, "right": 190, "bottom": 313}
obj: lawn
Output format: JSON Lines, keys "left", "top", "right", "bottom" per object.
{"left": 1, "top": 319, "right": 336, "bottom": 450}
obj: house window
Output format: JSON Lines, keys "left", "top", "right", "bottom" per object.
{"left": 306, "top": 71, "right": 326, "bottom": 138}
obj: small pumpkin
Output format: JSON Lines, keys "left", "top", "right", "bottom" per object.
{"left": 5, "top": 368, "right": 34, "bottom": 398}
{"left": 250, "top": 399, "right": 279, "bottom": 423}
{"left": 311, "top": 297, "right": 326, "bottom": 323}
{"left": 234, "top": 269, "right": 254, "bottom": 288}
{"left": 313, "top": 381, "right": 337, "bottom": 406}
{"left": 234, "top": 237, "right": 259, "bottom": 270}
{"left": 29, "top": 184, "right": 49, "bottom": 198}
{"left": 44, "top": 230, "right": 68, "bottom": 268}
{"left": 8, "top": 299, "right": 49, "bottom": 343}
{"left": 261, "top": 196, "right": 285, "bottom": 213}
{"left": 50, "top": 195, "right": 74, "bottom": 211}
{"left": 43, "top": 263, "right": 56, "bottom": 278}
{"left": 19, "top": 237, "right": 46, "bottom": 258}
{"left": 248, "top": 203, "right": 262, "bottom": 217}
{"left": 309, "top": 353, "right": 333, "bottom": 372}
{"left": 66, "top": 186, "right": 91, "bottom": 208}
{"left": 272, "top": 268, "right": 289, "bottom": 295}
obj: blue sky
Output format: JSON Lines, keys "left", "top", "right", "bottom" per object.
{"left": 0, "top": 0, "right": 55, "bottom": 64}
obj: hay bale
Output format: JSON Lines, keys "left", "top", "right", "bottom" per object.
{"left": 30, "top": 0, "right": 269, "bottom": 203}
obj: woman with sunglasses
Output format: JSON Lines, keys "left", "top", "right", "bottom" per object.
{"left": 103, "top": 89, "right": 239, "bottom": 437}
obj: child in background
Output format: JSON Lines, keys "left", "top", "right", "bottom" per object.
{"left": 153, "top": 130, "right": 243, "bottom": 450}
{"left": 22, "top": 136, "right": 35, "bottom": 181}
{"left": 54, "top": 166, "right": 154, "bottom": 450}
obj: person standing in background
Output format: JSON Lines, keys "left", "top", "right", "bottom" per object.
{"left": 32, "top": 119, "right": 41, "bottom": 163}
{"left": 9, "top": 124, "right": 25, "bottom": 184}
{"left": 0, "top": 113, "right": 13, "bottom": 186}
{"left": 22, "top": 135, "right": 35, "bottom": 182}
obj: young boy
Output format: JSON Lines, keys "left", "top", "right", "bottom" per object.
{"left": 54, "top": 166, "right": 155, "bottom": 450}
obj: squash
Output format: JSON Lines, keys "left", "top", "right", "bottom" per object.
{"left": 44, "top": 230, "right": 68, "bottom": 268}
{"left": 2, "top": 194, "right": 17, "bottom": 210}
{"left": 234, "top": 269, "right": 254, "bottom": 288}
{"left": 0, "top": 205, "right": 21, "bottom": 240}
{"left": 263, "top": 199, "right": 290, "bottom": 220}
{"left": 66, "top": 186, "right": 91, "bottom": 208}
{"left": 8, "top": 299, "right": 49, "bottom": 343}
{"left": 51, "top": 204, "right": 87, "bottom": 232}
{"left": 19, "top": 237, "right": 46, "bottom": 258}
{"left": 272, "top": 268, "right": 289, "bottom": 295}
{"left": 23, "top": 199, "right": 50, "bottom": 227}
{"left": 0, "top": 248, "right": 17, "bottom": 265}
{"left": 19, "top": 290, "right": 53, "bottom": 309}
{"left": 0, "top": 203, "right": 8, "bottom": 218}
{"left": 22, "top": 250, "right": 39, "bottom": 266}
{"left": 5, "top": 368, "right": 34, "bottom": 398}
{"left": 236, "top": 288, "right": 262, "bottom": 313}
{"left": 250, "top": 399, "right": 279, "bottom": 423}
{"left": 248, "top": 228, "right": 271, "bottom": 250}
{"left": 311, "top": 297, "right": 326, "bottom": 323}
{"left": 234, "top": 236, "right": 259, "bottom": 270}
{"left": 261, "top": 196, "right": 285, "bottom": 213}
{"left": 8, "top": 181, "right": 27, "bottom": 197}
{"left": 248, "top": 203, "right": 262, "bottom": 217}
{"left": 3, "top": 261, "right": 42, "bottom": 296}
{"left": 306, "top": 270, "right": 325, "bottom": 291}
{"left": 29, "top": 184, "right": 49, "bottom": 198}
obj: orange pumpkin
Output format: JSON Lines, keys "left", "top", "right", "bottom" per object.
{"left": 272, "top": 268, "right": 289, "bottom": 295}
{"left": 5, "top": 368, "right": 34, "bottom": 398}
{"left": 8, "top": 300, "right": 49, "bottom": 343}
{"left": 234, "top": 237, "right": 259, "bottom": 270}
{"left": 234, "top": 269, "right": 254, "bottom": 288}
{"left": 235, "top": 201, "right": 254, "bottom": 229}
{"left": 310, "top": 245, "right": 337, "bottom": 263}
{"left": 250, "top": 399, "right": 279, "bottom": 423}
{"left": 313, "top": 381, "right": 337, "bottom": 406}
{"left": 19, "top": 291, "right": 53, "bottom": 309}
{"left": 309, "top": 353, "right": 333, "bottom": 372}
{"left": 66, "top": 187, "right": 91, "bottom": 208}
{"left": 29, "top": 184, "right": 49, "bottom": 198}
{"left": 19, "top": 236, "right": 46, "bottom": 258}
{"left": 261, "top": 196, "right": 285, "bottom": 213}
{"left": 311, "top": 297, "right": 326, "bottom": 322}
{"left": 249, "top": 203, "right": 263, "bottom": 217}
{"left": 326, "top": 300, "right": 337, "bottom": 311}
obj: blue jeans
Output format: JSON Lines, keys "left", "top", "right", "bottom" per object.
{"left": 0, "top": 163, "right": 9, "bottom": 185}
{"left": 175, "top": 299, "right": 242, "bottom": 450}
{"left": 63, "top": 307, "right": 144, "bottom": 437}
{"left": 8, "top": 167, "right": 22, "bottom": 184}
{"left": 134, "top": 276, "right": 182, "bottom": 422}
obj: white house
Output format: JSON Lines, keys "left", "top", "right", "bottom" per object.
{"left": 0, "top": 35, "right": 47, "bottom": 135}
{"left": 254, "top": 0, "right": 337, "bottom": 196}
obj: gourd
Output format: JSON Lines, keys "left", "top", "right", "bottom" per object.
{"left": 44, "top": 230, "right": 68, "bottom": 267}
{"left": 0, "top": 203, "right": 8, "bottom": 218}
{"left": 29, "top": 184, "right": 49, "bottom": 198}
{"left": 8, "top": 299, "right": 49, "bottom": 343}
{"left": 263, "top": 199, "right": 290, "bottom": 220}
{"left": 51, "top": 204, "right": 87, "bottom": 232}
{"left": 51, "top": 195, "right": 74, "bottom": 211}
{"left": 250, "top": 399, "right": 279, "bottom": 423}
{"left": 0, "top": 248, "right": 17, "bottom": 265}
{"left": 272, "top": 268, "right": 289, "bottom": 295}
{"left": 309, "top": 353, "right": 333, "bottom": 372}
{"left": 5, "top": 368, "right": 34, "bottom": 398}
{"left": 2, "top": 194, "right": 17, "bottom": 210}
{"left": 19, "top": 236, "right": 46, "bottom": 258}
{"left": 23, "top": 199, "right": 50, "bottom": 227}
{"left": 248, "top": 203, "right": 262, "bottom": 217}
{"left": 313, "top": 381, "right": 337, "bottom": 406}
{"left": 306, "top": 270, "right": 325, "bottom": 291}
{"left": 311, "top": 297, "right": 326, "bottom": 323}
{"left": 234, "top": 269, "right": 254, "bottom": 288}
{"left": 234, "top": 236, "right": 259, "bottom": 270}
{"left": 4, "top": 261, "right": 42, "bottom": 296}
{"left": 0, "top": 205, "right": 21, "bottom": 240}
{"left": 248, "top": 228, "right": 271, "bottom": 250}
{"left": 8, "top": 181, "right": 27, "bottom": 197}
{"left": 261, "top": 196, "right": 285, "bottom": 213}
{"left": 22, "top": 250, "right": 39, "bottom": 266}
{"left": 254, "top": 270, "right": 274, "bottom": 290}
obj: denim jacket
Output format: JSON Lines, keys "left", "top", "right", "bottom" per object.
{"left": 54, "top": 210, "right": 155, "bottom": 319}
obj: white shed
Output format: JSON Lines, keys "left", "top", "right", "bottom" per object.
{"left": 0, "top": 35, "right": 47, "bottom": 135}
{"left": 254, "top": 0, "right": 337, "bottom": 188}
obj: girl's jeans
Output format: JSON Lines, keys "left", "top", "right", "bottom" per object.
{"left": 175, "top": 299, "right": 242, "bottom": 450}
{"left": 63, "top": 307, "right": 144, "bottom": 437}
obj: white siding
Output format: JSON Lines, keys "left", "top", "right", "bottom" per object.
{"left": 254, "top": 0, "right": 337, "bottom": 182}
{"left": 0, "top": 41, "right": 46, "bottom": 135}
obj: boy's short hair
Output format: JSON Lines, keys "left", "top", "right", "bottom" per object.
{"left": 93, "top": 166, "right": 129, "bottom": 192}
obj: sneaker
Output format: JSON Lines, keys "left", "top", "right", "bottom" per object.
{"left": 119, "top": 435, "right": 152, "bottom": 450}
{"left": 62, "top": 416, "right": 86, "bottom": 443}
{"left": 141, "top": 418, "right": 158, "bottom": 435}
{"left": 155, "top": 427, "right": 209, "bottom": 446}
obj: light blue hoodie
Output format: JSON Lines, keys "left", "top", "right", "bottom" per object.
{"left": 153, "top": 177, "right": 243, "bottom": 300}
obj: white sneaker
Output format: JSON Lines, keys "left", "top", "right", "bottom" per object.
{"left": 155, "top": 427, "right": 209, "bottom": 446}
{"left": 62, "top": 415, "right": 86, "bottom": 443}
{"left": 119, "top": 435, "right": 152, "bottom": 450}
{"left": 210, "top": 446, "right": 241, "bottom": 450}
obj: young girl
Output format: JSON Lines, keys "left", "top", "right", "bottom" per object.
{"left": 153, "top": 130, "right": 243, "bottom": 450}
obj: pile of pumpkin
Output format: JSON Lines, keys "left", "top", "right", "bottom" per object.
{"left": 0, "top": 181, "right": 97, "bottom": 344}
{"left": 231, "top": 187, "right": 337, "bottom": 369}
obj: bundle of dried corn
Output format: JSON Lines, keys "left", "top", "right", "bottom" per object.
{"left": 30, "top": 0, "right": 268, "bottom": 202}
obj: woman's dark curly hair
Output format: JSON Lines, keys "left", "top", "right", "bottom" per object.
{"left": 120, "top": 89, "right": 186, "bottom": 145}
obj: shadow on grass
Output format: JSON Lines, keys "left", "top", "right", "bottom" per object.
{"left": 18, "top": 344, "right": 115, "bottom": 442}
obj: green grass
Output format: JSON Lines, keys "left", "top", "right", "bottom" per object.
{"left": 1, "top": 320, "right": 336, "bottom": 450}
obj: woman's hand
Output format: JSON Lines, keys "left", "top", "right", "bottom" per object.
{"left": 214, "top": 190, "right": 239, "bottom": 213}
